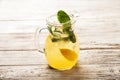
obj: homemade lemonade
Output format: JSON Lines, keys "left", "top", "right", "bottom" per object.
{"left": 35, "top": 10, "right": 79, "bottom": 70}
{"left": 44, "top": 10, "right": 80, "bottom": 70}
{"left": 45, "top": 34, "right": 79, "bottom": 70}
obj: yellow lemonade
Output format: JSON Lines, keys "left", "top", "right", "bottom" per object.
{"left": 45, "top": 35, "right": 79, "bottom": 70}
{"left": 35, "top": 10, "right": 80, "bottom": 70}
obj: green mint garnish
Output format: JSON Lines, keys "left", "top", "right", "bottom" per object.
{"left": 69, "top": 30, "right": 76, "bottom": 43}
{"left": 52, "top": 38, "right": 59, "bottom": 42}
{"left": 48, "top": 25, "right": 53, "bottom": 35}
{"left": 57, "top": 10, "right": 76, "bottom": 43}
{"left": 57, "top": 10, "right": 71, "bottom": 23}
{"left": 52, "top": 37, "right": 69, "bottom": 42}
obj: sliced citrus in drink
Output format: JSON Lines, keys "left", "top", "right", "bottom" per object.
{"left": 45, "top": 35, "right": 79, "bottom": 70}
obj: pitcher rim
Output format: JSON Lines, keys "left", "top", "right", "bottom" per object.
{"left": 46, "top": 14, "right": 76, "bottom": 26}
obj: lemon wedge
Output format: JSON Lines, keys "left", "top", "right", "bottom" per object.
{"left": 45, "top": 35, "right": 79, "bottom": 70}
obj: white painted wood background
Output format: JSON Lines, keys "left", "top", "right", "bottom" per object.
{"left": 0, "top": 0, "right": 120, "bottom": 80}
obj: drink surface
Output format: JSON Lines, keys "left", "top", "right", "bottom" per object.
{"left": 45, "top": 34, "right": 79, "bottom": 70}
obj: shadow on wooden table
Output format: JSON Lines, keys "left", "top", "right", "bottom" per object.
{"left": 46, "top": 63, "right": 83, "bottom": 80}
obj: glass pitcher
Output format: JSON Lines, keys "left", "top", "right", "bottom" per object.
{"left": 35, "top": 14, "right": 79, "bottom": 70}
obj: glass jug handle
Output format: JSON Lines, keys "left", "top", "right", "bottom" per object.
{"left": 35, "top": 27, "right": 48, "bottom": 53}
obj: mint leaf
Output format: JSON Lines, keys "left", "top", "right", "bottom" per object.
{"left": 57, "top": 10, "right": 71, "bottom": 32}
{"left": 57, "top": 10, "right": 76, "bottom": 43}
{"left": 69, "top": 31, "right": 76, "bottom": 43}
{"left": 48, "top": 25, "right": 53, "bottom": 35}
{"left": 57, "top": 10, "right": 71, "bottom": 23}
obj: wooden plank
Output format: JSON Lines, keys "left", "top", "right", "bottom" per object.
{"left": 0, "top": 33, "right": 35, "bottom": 50}
{"left": 0, "top": 31, "right": 119, "bottom": 50}
{"left": 0, "top": 21, "right": 45, "bottom": 33}
{"left": 0, "top": 64, "right": 120, "bottom": 79}
{"left": 79, "top": 50, "right": 120, "bottom": 64}
{"left": 0, "top": 50, "right": 120, "bottom": 65}
{"left": 0, "top": 15, "right": 119, "bottom": 33}
{"left": 0, "top": 50, "right": 120, "bottom": 79}
{"left": 0, "top": 51, "right": 47, "bottom": 65}
{"left": 0, "top": 77, "right": 97, "bottom": 80}
{"left": 0, "top": 0, "right": 119, "bottom": 20}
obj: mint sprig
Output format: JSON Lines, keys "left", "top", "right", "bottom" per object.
{"left": 57, "top": 10, "right": 76, "bottom": 43}
{"left": 57, "top": 10, "right": 71, "bottom": 23}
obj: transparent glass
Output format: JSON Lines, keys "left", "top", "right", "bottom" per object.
{"left": 35, "top": 14, "right": 76, "bottom": 52}
{"left": 35, "top": 14, "right": 79, "bottom": 70}
{"left": 46, "top": 14, "right": 76, "bottom": 39}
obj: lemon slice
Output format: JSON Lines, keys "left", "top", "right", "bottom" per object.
{"left": 45, "top": 35, "right": 79, "bottom": 70}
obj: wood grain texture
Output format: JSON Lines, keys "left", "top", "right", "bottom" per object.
{"left": 0, "top": 31, "right": 119, "bottom": 51}
{"left": 0, "top": 0, "right": 120, "bottom": 80}
{"left": 0, "top": 50, "right": 120, "bottom": 65}
{"left": 0, "top": 50, "right": 120, "bottom": 80}
{"left": 0, "top": 65, "right": 120, "bottom": 80}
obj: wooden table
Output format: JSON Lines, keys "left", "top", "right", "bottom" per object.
{"left": 0, "top": 0, "right": 120, "bottom": 80}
